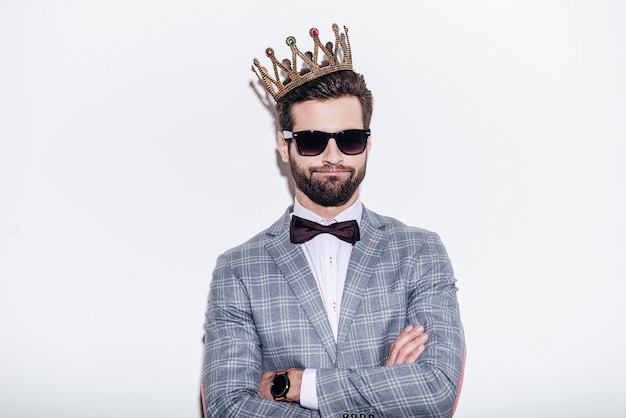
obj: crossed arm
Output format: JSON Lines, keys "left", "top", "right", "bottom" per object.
{"left": 259, "top": 325, "right": 430, "bottom": 403}
{"left": 203, "top": 232, "right": 464, "bottom": 417}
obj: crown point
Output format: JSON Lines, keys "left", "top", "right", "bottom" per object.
{"left": 253, "top": 23, "right": 354, "bottom": 101}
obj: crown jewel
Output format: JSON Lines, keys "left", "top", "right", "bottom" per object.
{"left": 252, "top": 23, "right": 353, "bottom": 101}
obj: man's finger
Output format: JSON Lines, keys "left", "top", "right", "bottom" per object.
{"left": 394, "top": 332, "right": 428, "bottom": 364}
{"left": 385, "top": 325, "right": 427, "bottom": 366}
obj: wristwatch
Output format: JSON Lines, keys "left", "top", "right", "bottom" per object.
{"left": 270, "top": 368, "right": 295, "bottom": 401}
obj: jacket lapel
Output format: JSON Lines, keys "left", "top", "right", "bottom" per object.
{"left": 264, "top": 208, "right": 338, "bottom": 364}
{"left": 336, "top": 208, "right": 389, "bottom": 350}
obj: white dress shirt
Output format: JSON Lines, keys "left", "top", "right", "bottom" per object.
{"left": 291, "top": 198, "right": 362, "bottom": 410}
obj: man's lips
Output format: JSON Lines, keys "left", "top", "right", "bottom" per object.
{"left": 313, "top": 169, "right": 350, "bottom": 176}
{"left": 313, "top": 165, "right": 351, "bottom": 174}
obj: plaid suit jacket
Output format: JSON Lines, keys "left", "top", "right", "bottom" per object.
{"left": 202, "top": 205, "right": 465, "bottom": 417}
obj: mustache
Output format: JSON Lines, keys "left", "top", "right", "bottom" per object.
{"left": 311, "top": 164, "right": 354, "bottom": 173}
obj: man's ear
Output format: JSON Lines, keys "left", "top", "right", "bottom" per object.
{"left": 277, "top": 131, "right": 290, "bottom": 163}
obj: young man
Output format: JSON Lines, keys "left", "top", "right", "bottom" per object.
{"left": 202, "top": 24, "right": 465, "bottom": 417}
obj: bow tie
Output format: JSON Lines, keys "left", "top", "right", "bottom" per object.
{"left": 290, "top": 215, "right": 360, "bottom": 245}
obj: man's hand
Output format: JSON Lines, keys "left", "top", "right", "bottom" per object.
{"left": 259, "top": 369, "right": 303, "bottom": 403}
{"left": 259, "top": 326, "right": 427, "bottom": 403}
{"left": 385, "top": 325, "right": 429, "bottom": 366}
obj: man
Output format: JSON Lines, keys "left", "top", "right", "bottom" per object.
{"left": 202, "top": 23, "right": 465, "bottom": 417}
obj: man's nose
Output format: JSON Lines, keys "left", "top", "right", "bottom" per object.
{"left": 321, "top": 137, "right": 344, "bottom": 164}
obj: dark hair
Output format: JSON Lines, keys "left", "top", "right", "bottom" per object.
{"left": 275, "top": 70, "right": 374, "bottom": 131}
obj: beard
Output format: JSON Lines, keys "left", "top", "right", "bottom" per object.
{"left": 290, "top": 159, "right": 367, "bottom": 207}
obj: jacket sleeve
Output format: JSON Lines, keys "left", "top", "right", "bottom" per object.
{"left": 315, "top": 231, "right": 465, "bottom": 418}
{"left": 202, "top": 253, "right": 318, "bottom": 418}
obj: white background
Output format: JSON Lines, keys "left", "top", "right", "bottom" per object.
{"left": 1, "top": 1, "right": 625, "bottom": 417}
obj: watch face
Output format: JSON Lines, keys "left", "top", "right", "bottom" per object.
{"left": 270, "top": 373, "right": 289, "bottom": 398}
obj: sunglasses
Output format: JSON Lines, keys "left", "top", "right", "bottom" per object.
{"left": 283, "top": 129, "right": 370, "bottom": 156}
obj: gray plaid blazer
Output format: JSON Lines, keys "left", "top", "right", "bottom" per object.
{"left": 202, "top": 205, "right": 465, "bottom": 417}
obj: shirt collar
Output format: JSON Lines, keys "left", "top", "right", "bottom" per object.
{"left": 292, "top": 198, "right": 363, "bottom": 226}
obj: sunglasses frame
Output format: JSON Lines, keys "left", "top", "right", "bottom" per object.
{"left": 282, "top": 129, "right": 371, "bottom": 157}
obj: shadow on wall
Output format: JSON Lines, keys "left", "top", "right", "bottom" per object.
{"left": 250, "top": 79, "right": 296, "bottom": 201}
{"left": 199, "top": 389, "right": 206, "bottom": 418}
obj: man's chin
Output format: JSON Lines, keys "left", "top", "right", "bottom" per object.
{"left": 318, "top": 181, "right": 348, "bottom": 193}
{"left": 321, "top": 176, "right": 343, "bottom": 185}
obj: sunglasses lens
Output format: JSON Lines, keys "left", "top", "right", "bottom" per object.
{"left": 336, "top": 130, "right": 368, "bottom": 155}
{"left": 292, "top": 130, "right": 370, "bottom": 156}
{"left": 294, "top": 131, "right": 328, "bottom": 156}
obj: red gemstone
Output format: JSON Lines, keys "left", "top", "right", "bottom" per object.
{"left": 310, "top": 28, "right": 319, "bottom": 37}
{"left": 265, "top": 48, "right": 274, "bottom": 57}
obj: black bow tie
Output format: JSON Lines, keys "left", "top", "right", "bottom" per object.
{"left": 290, "top": 215, "right": 360, "bottom": 245}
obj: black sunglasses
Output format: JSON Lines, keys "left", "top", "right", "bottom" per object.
{"left": 283, "top": 129, "right": 370, "bottom": 156}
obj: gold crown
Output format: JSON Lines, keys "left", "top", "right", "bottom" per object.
{"left": 252, "top": 23, "right": 353, "bottom": 101}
